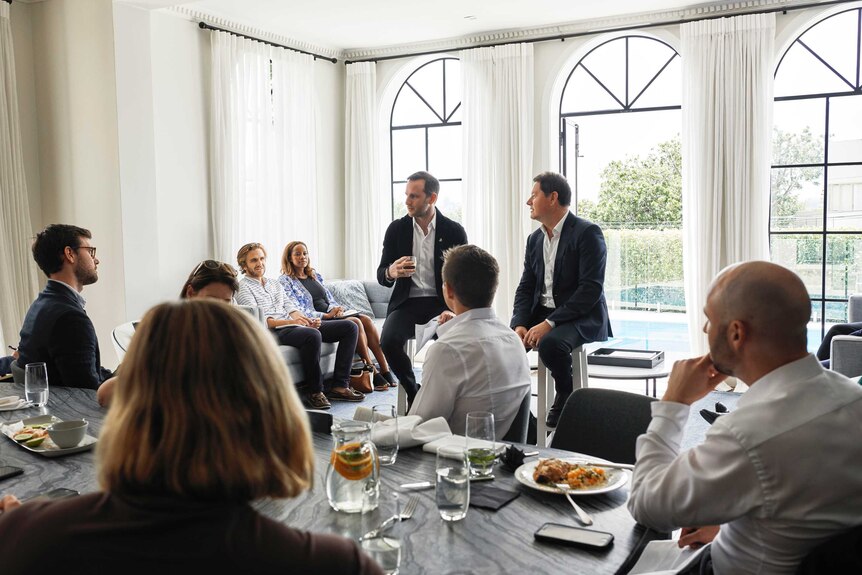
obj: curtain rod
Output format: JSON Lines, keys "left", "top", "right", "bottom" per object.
{"left": 345, "top": 0, "right": 855, "bottom": 64}
{"left": 198, "top": 22, "right": 337, "bottom": 64}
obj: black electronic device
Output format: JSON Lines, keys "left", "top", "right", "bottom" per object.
{"left": 534, "top": 523, "right": 614, "bottom": 549}
{"left": 26, "top": 487, "right": 79, "bottom": 501}
{"left": 0, "top": 466, "right": 24, "bottom": 482}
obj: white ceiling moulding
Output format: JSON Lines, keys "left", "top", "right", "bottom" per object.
{"left": 342, "top": 0, "right": 834, "bottom": 62}
{"left": 168, "top": 5, "right": 341, "bottom": 62}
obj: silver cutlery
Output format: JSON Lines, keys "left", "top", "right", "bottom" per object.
{"left": 360, "top": 495, "right": 419, "bottom": 541}
{"left": 563, "top": 491, "right": 593, "bottom": 525}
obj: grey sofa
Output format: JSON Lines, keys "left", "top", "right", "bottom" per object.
{"left": 830, "top": 294, "right": 862, "bottom": 379}
{"left": 278, "top": 279, "right": 392, "bottom": 386}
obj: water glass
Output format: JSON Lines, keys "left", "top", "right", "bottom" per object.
{"left": 435, "top": 446, "right": 469, "bottom": 522}
{"left": 361, "top": 491, "right": 402, "bottom": 574}
{"left": 371, "top": 404, "right": 398, "bottom": 465}
{"left": 465, "top": 411, "right": 495, "bottom": 477}
{"left": 24, "top": 362, "right": 49, "bottom": 407}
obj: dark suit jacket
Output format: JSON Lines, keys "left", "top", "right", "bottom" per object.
{"left": 377, "top": 210, "right": 468, "bottom": 314}
{"left": 511, "top": 212, "right": 612, "bottom": 343}
{"left": 16, "top": 281, "right": 112, "bottom": 389}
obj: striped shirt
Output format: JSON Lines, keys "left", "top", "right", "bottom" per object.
{"left": 236, "top": 275, "right": 298, "bottom": 320}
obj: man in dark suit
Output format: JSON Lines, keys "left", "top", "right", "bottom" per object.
{"left": 377, "top": 171, "right": 468, "bottom": 404}
{"left": 15, "top": 224, "right": 113, "bottom": 389}
{"left": 511, "top": 172, "right": 611, "bottom": 428}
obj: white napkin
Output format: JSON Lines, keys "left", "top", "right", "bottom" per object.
{"left": 0, "top": 396, "right": 30, "bottom": 411}
{"left": 0, "top": 395, "right": 20, "bottom": 407}
{"left": 353, "top": 407, "right": 452, "bottom": 449}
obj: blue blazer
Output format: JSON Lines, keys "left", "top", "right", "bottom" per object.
{"left": 376, "top": 209, "right": 468, "bottom": 314}
{"left": 511, "top": 212, "right": 612, "bottom": 343}
{"left": 278, "top": 272, "right": 338, "bottom": 319}
{"left": 16, "top": 281, "right": 112, "bottom": 389}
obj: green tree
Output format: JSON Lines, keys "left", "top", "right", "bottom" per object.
{"left": 771, "top": 126, "right": 824, "bottom": 221}
{"left": 579, "top": 138, "right": 681, "bottom": 228}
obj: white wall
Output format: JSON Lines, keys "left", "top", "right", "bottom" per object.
{"left": 27, "top": 0, "right": 126, "bottom": 367}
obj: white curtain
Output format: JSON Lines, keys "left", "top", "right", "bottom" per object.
{"left": 460, "top": 43, "right": 534, "bottom": 322}
{"left": 681, "top": 14, "right": 774, "bottom": 355}
{"left": 0, "top": 2, "right": 38, "bottom": 348}
{"left": 344, "top": 62, "right": 381, "bottom": 279}
{"left": 209, "top": 31, "right": 318, "bottom": 269}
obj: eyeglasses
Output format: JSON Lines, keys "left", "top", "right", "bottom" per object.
{"left": 75, "top": 246, "right": 97, "bottom": 259}
{"left": 191, "top": 259, "right": 237, "bottom": 278}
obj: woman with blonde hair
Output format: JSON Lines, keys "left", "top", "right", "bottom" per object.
{"left": 0, "top": 300, "right": 382, "bottom": 574}
{"left": 280, "top": 241, "right": 394, "bottom": 391}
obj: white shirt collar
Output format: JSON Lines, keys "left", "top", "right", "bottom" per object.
{"left": 437, "top": 307, "right": 495, "bottom": 338}
{"left": 737, "top": 354, "right": 823, "bottom": 407}
{"left": 413, "top": 210, "right": 437, "bottom": 233}
{"left": 549, "top": 211, "right": 569, "bottom": 239}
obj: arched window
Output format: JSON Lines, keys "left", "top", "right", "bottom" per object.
{"left": 771, "top": 7, "right": 862, "bottom": 341}
{"left": 389, "top": 58, "right": 462, "bottom": 222}
{"left": 558, "top": 35, "right": 684, "bottom": 350}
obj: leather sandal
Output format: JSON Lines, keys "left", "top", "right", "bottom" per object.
{"left": 373, "top": 372, "right": 389, "bottom": 392}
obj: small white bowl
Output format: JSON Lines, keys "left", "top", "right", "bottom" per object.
{"left": 48, "top": 419, "right": 88, "bottom": 449}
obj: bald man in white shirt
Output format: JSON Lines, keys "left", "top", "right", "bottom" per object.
{"left": 628, "top": 261, "right": 862, "bottom": 574}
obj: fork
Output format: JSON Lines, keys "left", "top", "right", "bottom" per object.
{"left": 563, "top": 491, "right": 593, "bottom": 526}
{"left": 360, "top": 495, "right": 419, "bottom": 541}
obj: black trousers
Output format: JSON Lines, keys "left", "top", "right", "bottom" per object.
{"left": 380, "top": 297, "right": 446, "bottom": 402}
{"left": 532, "top": 307, "right": 587, "bottom": 401}
{"left": 274, "top": 320, "right": 358, "bottom": 392}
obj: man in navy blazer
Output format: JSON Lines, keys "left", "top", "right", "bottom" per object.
{"left": 15, "top": 224, "right": 113, "bottom": 390}
{"left": 511, "top": 172, "right": 611, "bottom": 427}
{"left": 377, "top": 171, "right": 468, "bottom": 404}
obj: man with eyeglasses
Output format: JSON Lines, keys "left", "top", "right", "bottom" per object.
{"left": 14, "top": 224, "right": 113, "bottom": 389}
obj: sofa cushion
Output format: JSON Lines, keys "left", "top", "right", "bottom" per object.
{"left": 326, "top": 280, "right": 374, "bottom": 317}
{"left": 363, "top": 281, "right": 394, "bottom": 319}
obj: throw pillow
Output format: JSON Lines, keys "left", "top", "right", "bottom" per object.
{"left": 326, "top": 280, "right": 374, "bottom": 318}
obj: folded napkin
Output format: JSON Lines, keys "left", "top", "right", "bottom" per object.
{"left": 0, "top": 396, "right": 29, "bottom": 411}
{"left": 469, "top": 484, "right": 520, "bottom": 511}
{"left": 353, "top": 407, "right": 452, "bottom": 450}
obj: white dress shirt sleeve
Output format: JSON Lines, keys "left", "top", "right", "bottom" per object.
{"left": 627, "top": 402, "right": 763, "bottom": 532}
{"left": 410, "top": 341, "right": 462, "bottom": 424}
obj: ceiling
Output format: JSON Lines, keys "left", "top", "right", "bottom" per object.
{"left": 116, "top": 0, "right": 769, "bottom": 52}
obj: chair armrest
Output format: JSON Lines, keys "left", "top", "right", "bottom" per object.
{"left": 849, "top": 295, "right": 862, "bottom": 323}
{"left": 831, "top": 335, "right": 862, "bottom": 378}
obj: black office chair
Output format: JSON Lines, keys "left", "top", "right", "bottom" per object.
{"left": 796, "top": 524, "right": 862, "bottom": 574}
{"left": 502, "top": 392, "right": 531, "bottom": 444}
{"left": 549, "top": 388, "right": 656, "bottom": 464}
{"left": 305, "top": 409, "right": 333, "bottom": 434}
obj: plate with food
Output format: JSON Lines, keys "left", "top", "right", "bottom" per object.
{"left": 514, "top": 457, "right": 628, "bottom": 495}
{"left": 0, "top": 415, "right": 97, "bottom": 457}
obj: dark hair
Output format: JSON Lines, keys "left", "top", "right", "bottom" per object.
{"left": 532, "top": 172, "right": 572, "bottom": 207}
{"left": 180, "top": 260, "right": 239, "bottom": 299}
{"left": 407, "top": 171, "right": 440, "bottom": 197}
{"left": 31, "top": 224, "right": 92, "bottom": 276}
{"left": 442, "top": 245, "right": 498, "bottom": 309}
{"left": 236, "top": 243, "right": 266, "bottom": 274}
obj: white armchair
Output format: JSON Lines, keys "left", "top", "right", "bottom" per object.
{"left": 830, "top": 294, "right": 862, "bottom": 379}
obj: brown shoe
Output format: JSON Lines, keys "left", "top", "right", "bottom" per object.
{"left": 305, "top": 392, "right": 331, "bottom": 410}
{"left": 326, "top": 387, "right": 364, "bottom": 402}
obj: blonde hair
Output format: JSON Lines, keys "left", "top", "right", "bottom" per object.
{"left": 97, "top": 300, "right": 313, "bottom": 500}
{"left": 281, "top": 241, "right": 315, "bottom": 278}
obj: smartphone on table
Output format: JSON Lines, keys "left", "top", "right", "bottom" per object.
{"left": 25, "top": 487, "right": 80, "bottom": 502}
{"left": 534, "top": 522, "right": 614, "bottom": 549}
{"left": 0, "top": 466, "right": 24, "bottom": 482}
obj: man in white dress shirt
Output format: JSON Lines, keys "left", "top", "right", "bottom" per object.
{"left": 411, "top": 245, "right": 531, "bottom": 439}
{"left": 628, "top": 261, "right": 862, "bottom": 574}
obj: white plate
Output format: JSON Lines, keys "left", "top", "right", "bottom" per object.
{"left": 0, "top": 399, "right": 32, "bottom": 412}
{"left": 0, "top": 414, "right": 97, "bottom": 457}
{"left": 514, "top": 458, "right": 628, "bottom": 496}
